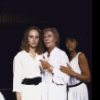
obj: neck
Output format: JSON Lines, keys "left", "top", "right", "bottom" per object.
{"left": 70, "top": 50, "right": 77, "bottom": 58}
{"left": 48, "top": 46, "right": 56, "bottom": 54}
{"left": 29, "top": 47, "right": 36, "bottom": 55}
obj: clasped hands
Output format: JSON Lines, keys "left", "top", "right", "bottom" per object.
{"left": 40, "top": 60, "right": 74, "bottom": 76}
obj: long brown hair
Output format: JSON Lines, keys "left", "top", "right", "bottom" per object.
{"left": 20, "top": 26, "right": 44, "bottom": 55}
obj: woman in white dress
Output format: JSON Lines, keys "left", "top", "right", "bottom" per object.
{"left": 13, "top": 26, "right": 44, "bottom": 100}
{"left": 40, "top": 28, "right": 70, "bottom": 100}
{"left": 60, "top": 33, "right": 91, "bottom": 100}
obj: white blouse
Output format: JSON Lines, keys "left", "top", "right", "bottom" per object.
{"left": 42, "top": 47, "right": 70, "bottom": 100}
{"left": 13, "top": 50, "right": 43, "bottom": 92}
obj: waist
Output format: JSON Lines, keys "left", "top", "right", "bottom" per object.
{"left": 21, "top": 77, "right": 42, "bottom": 85}
{"left": 68, "top": 81, "right": 83, "bottom": 88}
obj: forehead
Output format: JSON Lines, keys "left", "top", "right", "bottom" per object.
{"left": 44, "top": 31, "right": 54, "bottom": 35}
{"left": 66, "top": 38, "right": 76, "bottom": 41}
{"left": 28, "top": 29, "right": 39, "bottom": 35}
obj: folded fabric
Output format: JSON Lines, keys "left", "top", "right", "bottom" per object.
{"left": 52, "top": 68, "right": 69, "bottom": 84}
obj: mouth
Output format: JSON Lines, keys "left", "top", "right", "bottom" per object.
{"left": 45, "top": 42, "right": 50, "bottom": 44}
{"left": 32, "top": 43, "right": 37, "bottom": 44}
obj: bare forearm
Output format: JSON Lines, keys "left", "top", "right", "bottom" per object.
{"left": 72, "top": 71, "right": 91, "bottom": 83}
{"left": 16, "top": 92, "right": 21, "bottom": 100}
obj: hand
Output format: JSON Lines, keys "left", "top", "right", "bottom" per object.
{"left": 39, "top": 60, "right": 54, "bottom": 72}
{"left": 60, "top": 63, "right": 74, "bottom": 76}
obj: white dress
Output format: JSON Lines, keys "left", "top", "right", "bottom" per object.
{"left": 42, "top": 47, "right": 70, "bottom": 100}
{"left": 68, "top": 52, "right": 89, "bottom": 100}
{"left": 0, "top": 92, "right": 5, "bottom": 100}
{"left": 13, "top": 50, "right": 43, "bottom": 100}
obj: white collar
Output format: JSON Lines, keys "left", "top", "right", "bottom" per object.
{"left": 44, "top": 47, "right": 59, "bottom": 59}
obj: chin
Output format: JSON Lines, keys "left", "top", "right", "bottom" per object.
{"left": 30, "top": 45, "right": 37, "bottom": 48}
{"left": 68, "top": 48, "right": 73, "bottom": 51}
{"left": 45, "top": 45, "right": 50, "bottom": 48}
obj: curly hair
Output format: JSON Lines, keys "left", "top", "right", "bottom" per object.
{"left": 43, "top": 27, "right": 60, "bottom": 47}
{"left": 20, "top": 26, "right": 44, "bottom": 55}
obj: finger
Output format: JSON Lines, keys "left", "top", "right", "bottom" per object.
{"left": 67, "top": 63, "right": 70, "bottom": 67}
{"left": 39, "top": 60, "right": 43, "bottom": 62}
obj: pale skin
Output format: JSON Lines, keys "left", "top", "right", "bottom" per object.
{"left": 16, "top": 29, "right": 40, "bottom": 100}
{"left": 40, "top": 31, "right": 56, "bottom": 72}
{"left": 60, "top": 39, "right": 91, "bottom": 83}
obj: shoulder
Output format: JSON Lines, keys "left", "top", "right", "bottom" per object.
{"left": 37, "top": 53, "right": 43, "bottom": 59}
{"left": 57, "top": 48, "right": 67, "bottom": 55}
{"left": 14, "top": 50, "right": 26, "bottom": 59}
{"left": 78, "top": 52, "right": 87, "bottom": 61}
{"left": 56, "top": 48, "right": 68, "bottom": 58}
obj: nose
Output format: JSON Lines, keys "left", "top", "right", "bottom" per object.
{"left": 66, "top": 41, "right": 72, "bottom": 46}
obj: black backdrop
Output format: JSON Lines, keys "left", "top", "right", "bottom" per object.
{"left": 0, "top": 1, "right": 92, "bottom": 100}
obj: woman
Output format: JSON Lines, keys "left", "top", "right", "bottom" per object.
{"left": 60, "top": 33, "right": 91, "bottom": 100}
{"left": 13, "top": 26, "right": 44, "bottom": 100}
{"left": 40, "top": 28, "right": 70, "bottom": 100}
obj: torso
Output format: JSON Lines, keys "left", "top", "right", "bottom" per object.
{"left": 69, "top": 52, "right": 82, "bottom": 85}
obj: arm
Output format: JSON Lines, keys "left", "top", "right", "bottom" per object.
{"left": 52, "top": 52, "right": 70, "bottom": 84}
{"left": 60, "top": 52, "right": 91, "bottom": 83}
{"left": 40, "top": 52, "right": 70, "bottom": 84}
{"left": 16, "top": 92, "right": 21, "bottom": 100}
{"left": 74, "top": 52, "right": 91, "bottom": 82}
{"left": 13, "top": 56, "right": 22, "bottom": 100}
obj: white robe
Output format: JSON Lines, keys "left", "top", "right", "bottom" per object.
{"left": 13, "top": 50, "right": 43, "bottom": 100}
{"left": 42, "top": 47, "right": 70, "bottom": 100}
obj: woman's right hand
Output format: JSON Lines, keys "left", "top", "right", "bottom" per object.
{"left": 60, "top": 63, "right": 75, "bottom": 76}
{"left": 16, "top": 92, "right": 21, "bottom": 100}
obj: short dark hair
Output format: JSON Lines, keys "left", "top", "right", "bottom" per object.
{"left": 66, "top": 32, "right": 81, "bottom": 44}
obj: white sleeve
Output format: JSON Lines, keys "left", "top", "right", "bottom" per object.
{"left": 52, "top": 52, "right": 70, "bottom": 84}
{"left": 13, "top": 56, "right": 22, "bottom": 92}
{"left": 0, "top": 92, "right": 5, "bottom": 100}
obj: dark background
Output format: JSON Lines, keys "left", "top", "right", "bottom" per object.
{"left": 0, "top": 0, "right": 92, "bottom": 100}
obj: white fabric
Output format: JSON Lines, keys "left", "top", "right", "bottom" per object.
{"left": 0, "top": 92, "right": 5, "bottom": 100}
{"left": 13, "top": 50, "right": 43, "bottom": 100}
{"left": 42, "top": 47, "right": 70, "bottom": 100}
{"left": 68, "top": 52, "right": 89, "bottom": 100}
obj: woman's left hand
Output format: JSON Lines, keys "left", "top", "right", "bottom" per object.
{"left": 60, "top": 63, "right": 74, "bottom": 76}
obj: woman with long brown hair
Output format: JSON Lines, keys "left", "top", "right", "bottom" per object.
{"left": 13, "top": 26, "right": 44, "bottom": 100}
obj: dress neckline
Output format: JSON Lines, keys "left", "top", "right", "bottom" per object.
{"left": 69, "top": 52, "right": 80, "bottom": 62}
{"left": 24, "top": 50, "right": 37, "bottom": 61}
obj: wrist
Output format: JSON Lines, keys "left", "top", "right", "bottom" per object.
{"left": 49, "top": 65, "right": 54, "bottom": 72}
{"left": 72, "top": 72, "right": 77, "bottom": 77}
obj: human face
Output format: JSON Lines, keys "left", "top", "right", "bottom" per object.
{"left": 28, "top": 30, "right": 39, "bottom": 48}
{"left": 43, "top": 31, "right": 56, "bottom": 49}
{"left": 66, "top": 38, "right": 78, "bottom": 52}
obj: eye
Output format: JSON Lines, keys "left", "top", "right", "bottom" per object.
{"left": 29, "top": 35, "right": 33, "bottom": 38}
{"left": 35, "top": 36, "right": 39, "bottom": 38}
